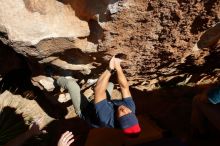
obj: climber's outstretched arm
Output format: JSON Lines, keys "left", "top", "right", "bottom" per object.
{"left": 94, "top": 57, "right": 114, "bottom": 103}
{"left": 115, "top": 58, "right": 131, "bottom": 98}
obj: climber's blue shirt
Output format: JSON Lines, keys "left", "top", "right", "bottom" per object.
{"left": 94, "top": 97, "right": 136, "bottom": 128}
{"left": 207, "top": 86, "right": 220, "bottom": 104}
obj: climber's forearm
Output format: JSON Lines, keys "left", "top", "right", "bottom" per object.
{"left": 94, "top": 70, "right": 111, "bottom": 103}
{"left": 115, "top": 65, "right": 131, "bottom": 98}
{"left": 116, "top": 67, "right": 129, "bottom": 88}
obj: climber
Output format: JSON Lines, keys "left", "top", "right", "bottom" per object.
{"left": 94, "top": 56, "right": 141, "bottom": 136}
{"left": 191, "top": 84, "right": 220, "bottom": 137}
{"left": 56, "top": 56, "right": 141, "bottom": 137}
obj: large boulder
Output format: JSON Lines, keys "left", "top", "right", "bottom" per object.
{"left": 0, "top": 0, "right": 122, "bottom": 76}
{"left": 0, "top": 0, "right": 90, "bottom": 57}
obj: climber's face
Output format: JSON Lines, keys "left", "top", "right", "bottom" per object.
{"left": 117, "top": 105, "right": 132, "bottom": 118}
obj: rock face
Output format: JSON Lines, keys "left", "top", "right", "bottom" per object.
{"left": 0, "top": 0, "right": 121, "bottom": 76}
{"left": 100, "top": 0, "right": 220, "bottom": 90}
{"left": 0, "top": 0, "right": 220, "bottom": 90}
{"left": 0, "top": 0, "right": 90, "bottom": 57}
